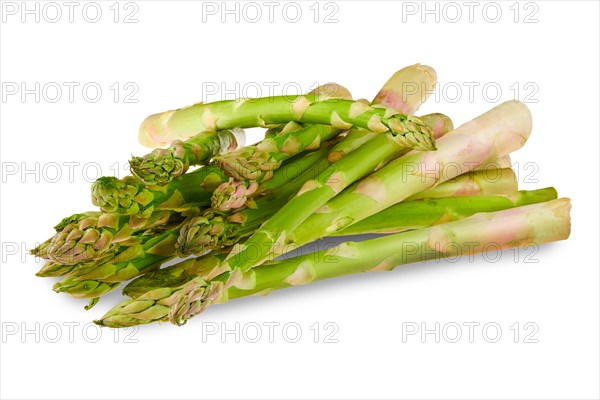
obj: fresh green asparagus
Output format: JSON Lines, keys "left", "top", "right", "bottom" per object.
{"left": 335, "top": 188, "right": 557, "bottom": 235}
{"left": 129, "top": 128, "right": 244, "bottom": 186}
{"left": 138, "top": 95, "right": 435, "bottom": 151}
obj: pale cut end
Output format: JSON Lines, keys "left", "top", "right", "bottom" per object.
{"left": 308, "top": 83, "right": 352, "bottom": 101}
{"left": 530, "top": 197, "right": 572, "bottom": 244}
{"left": 230, "top": 127, "right": 246, "bottom": 148}
{"left": 138, "top": 110, "right": 176, "bottom": 148}
{"left": 478, "top": 101, "right": 533, "bottom": 155}
{"left": 372, "top": 64, "right": 437, "bottom": 114}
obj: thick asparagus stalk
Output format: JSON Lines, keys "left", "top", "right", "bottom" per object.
{"left": 289, "top": 101, "right": 533, "bottom": 246}
{"left": 129, "top": 129, "right": 244, "bottom": 186}
{"left": 335, "top": 188, "right": 557, "bottom": 235}
{"left": 138, "top": 95, "right": 435, "bottom": 150}
{"left": 33, "top": 210, "right": 179, "bottom": 266}
{"left": 98, "top": 198, "right": 571, "bottom": 327}
{"left": 91, "top": 165, "right": 227, "bottom": 218}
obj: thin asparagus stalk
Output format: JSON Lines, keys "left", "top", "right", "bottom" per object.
{"left": 335, "top": 188, "right": 557, "bottom": 235}
{"left": 406, "top": 168, "right": 517, "bottom": 201}
{"left": 98, "top": 198, "right": 571, "bottom": 327}
{"left": 214, "top": 124, "right": 340, "bottom": 182}
{"left": 289, "top": 101, "right": 533, "bottom": 246}
{"left": 138, "top": 95, "right": 435, "bottom": 151}
{"left": 33, "top": 210, "right": 180, "bottom": 266}
{"left": 129, "top": 128, "right": 244, "bottom": 186}
{"left": 91, "top": 165, "right": 227, "bottom": 218}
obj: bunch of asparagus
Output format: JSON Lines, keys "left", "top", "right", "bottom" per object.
{"left": 32, "top": 64, "right": 571, "bottom": 327}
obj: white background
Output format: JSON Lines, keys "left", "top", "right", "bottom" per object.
{"left": 1, "top": 1, "right": 599, "bottom": 399}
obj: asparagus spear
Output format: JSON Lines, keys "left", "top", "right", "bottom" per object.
{"left": 138, "top": 95, "right": 435, "bottom": 150}
{"left": 129, "top": 129, "right": 244, "bottom": 186}
{"left": 214, "top": 125, "right": 340, "bottom": 182}
{"left": 91, "top": 165, "right": 227, "bottom": 218}
{"left": 98, "top": 198, "right": 571, "bottom": 327}
{"left": 33, "top": 210, "right": 179, "bottom": 266}
{"left": 289, "top": 101, "right": 533, "bottom": 246}
{"left": 335, "top": 188, "right": 557, "bottom": 235}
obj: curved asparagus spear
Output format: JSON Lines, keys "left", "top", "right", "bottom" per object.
{"left": 34, "top": 210, "right": 179, "bottom": 266}
{"left": 289, "top": 101, "right": 533, "bottom": 246}
{"left": 98, "top": 198, "right": 571, "bottom": 327}
{"left": 335, "top": 188, "right": 557, "bottom": 235}
{"left": 91, "top": 165, "right": 227, "bottom": 218}
{"left": 214, "top": 125, "right": 340, "bottom": 182}
{"left": 138, "top": 95, "right": 435, "bottom": 150}
{"left": 129, "top": 128, "right": 244, "bottom": 186}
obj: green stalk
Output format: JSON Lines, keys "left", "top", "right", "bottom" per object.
{"left": 129, "top": 129, "right": 244, "bottom": 186}
{"left": 406, "top": 168, "right": 517, "bottom": 201}
{"left": 98, "top": 198, "right": 571, "bottom": 327}
{"left": 335, "top": 188, "right": 557, "bottom": 235}
{"left": 138, "top": 95, "right": 435, "bottom": 151}
{"left": 91, "top": 165, "right": 227, "bottom": 218}
{"left": 289, "top": 101, "right": 533, "bottom": 245}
